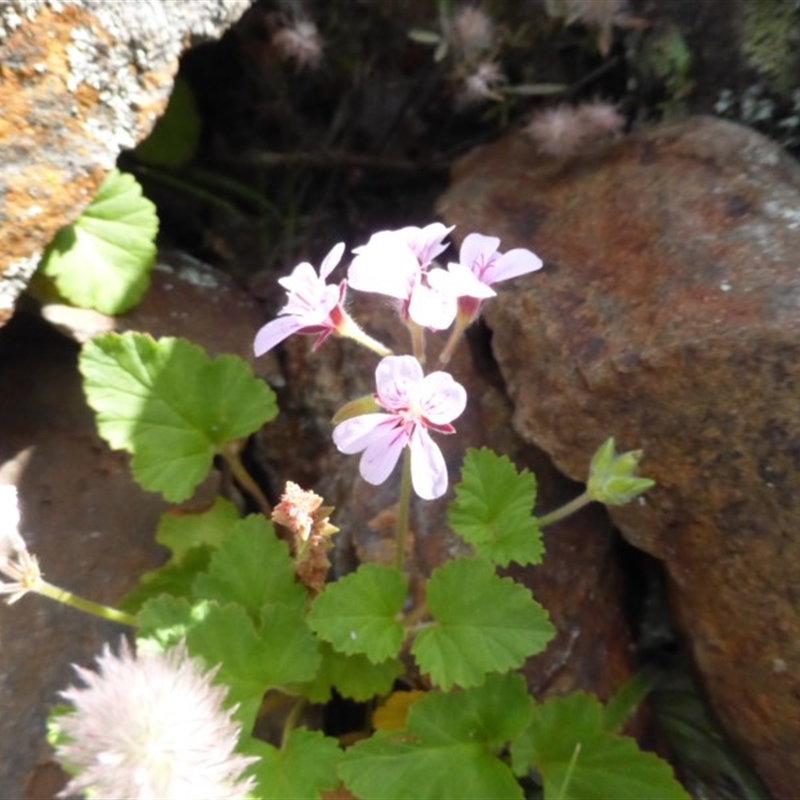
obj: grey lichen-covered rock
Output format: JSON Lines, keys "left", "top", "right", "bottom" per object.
{"left": 0, "top": 0, "right": 251, "bottom": 327}
{"left": 437, "top": 115, "right": 800, "bottom": 799}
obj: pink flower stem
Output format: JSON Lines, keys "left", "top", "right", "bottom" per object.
{"left": 35, "top": 580, "right": 138, "bottom": 627}
{"left": 436, "top": 316, "right": 470, "bottom": 369}
{"left": 537, "top": 490, "right": 592, "bottom": 528}
{"left": 338, "top": 312, "right": 393, "bottom": 357}
{"left": 408, "top": 321, "right": 427, "bottom": 365}
{"left": 394, "top": 448, "right": 413, "bottom": 572}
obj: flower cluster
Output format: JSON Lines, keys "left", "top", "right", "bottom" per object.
{"left": 254, "top": 224, "right": 542, "bottom": 499}
{"left": 55, "top": 640, "right": 256, "bottom": 800}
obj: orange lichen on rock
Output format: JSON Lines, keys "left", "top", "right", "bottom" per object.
{"left": 0, "top": 0, "right": 249, "bottom": 326}
{"left": 0, "top": 5, "right": 116, "bottom": 320}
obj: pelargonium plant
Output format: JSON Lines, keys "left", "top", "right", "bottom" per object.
{"left": 4, "top": 222, "right": 686, "bottom": 799}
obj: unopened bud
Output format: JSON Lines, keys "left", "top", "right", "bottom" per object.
{"left": 587, "top": 437, "right": 655, "bottom": 505}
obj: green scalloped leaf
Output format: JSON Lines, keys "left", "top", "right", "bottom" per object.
{"left": 245, "top": 728, "right": 342, "bottom": 800}
{"left": 119, "top": 545, "right": 213, "bottom": 614}
{"left": 137, "top": 597, "right": 320, "bottom": 730}
{"left": 79, "top": 332, "right": 277, "bottom": 502}
{"left": 339, "top": 676, "right": 530, "bottom": 800}
{"left": 510, "top": 693, "right": 689, "bottom": 800}
{"left": 410, "top": 673, "right": 533, "bottom": 747}
{"left": 136, "top": 595, "right": 209, "bottom": 652}
{"left": 192, "top": 515, "right": 305, "bottom": 617}
{"left": 448, "top": 448, "right": 543, "bottom": 567}
{"left": 340, "top": 737, "right": 522, "bottom": 800}
{"left": 411, "top": 557, "right": 554, "bottom": 690}
{"left": 300, "top": 641, "right": 404, "bottom": 703}
{"left": 156, "top": 496, "right": 240, "bottom": 561}
{"left": 308, "top": 564, "right": 407, "bottom": 664}
{"left": 39, "top": 169, "right": 158, "bottom": 314}
{"left": 186, "top": 602, "right": 320, "bottom": 731}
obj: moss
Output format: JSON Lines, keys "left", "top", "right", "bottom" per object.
{"left": 741, "top": 0, "right": 800, "bottom": 95}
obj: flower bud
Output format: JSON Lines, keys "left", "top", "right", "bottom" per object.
{"left": 587, "top": 437, "right": 655, "bottom": 505}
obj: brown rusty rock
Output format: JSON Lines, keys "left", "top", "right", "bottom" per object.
{"left": 437, "top": 115, "right": 800, "bottom": 798}
{"left": 254, "top": 287, "right": 635, "bottom": 706}
{"left": 0, "top": 0, "right": 250, "bottom": 327}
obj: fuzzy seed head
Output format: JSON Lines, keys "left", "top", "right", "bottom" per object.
{"left": 524, "top": 101, "right": 623, "bottom": 157}
{"left": 450, "top": 6, "right": 494, "bottom": 57}
{"left": 56, "top": 641, "right": 256, "bottom": 800}
{"left": 272, "top": 19, "right": 323, "bottom": 68}
{"left": 459, "top": 60, "right": 505, "bottom": 107}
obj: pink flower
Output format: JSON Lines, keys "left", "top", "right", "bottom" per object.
{"left": 254, "top": 242, "right": 346, "bottom": 356}
{"left": 447, "top": 232, "right": 543, "bottom": 320}
{"left": 332, "top": 355, "right": 466, "bottom": 500}
{"left": 348, "top": 223, "right": 458, "bottom": 330}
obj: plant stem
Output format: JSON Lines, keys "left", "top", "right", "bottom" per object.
{"left": 222, "top": 447, "right": 272, "bottom": 517}
{"left": 134, "top": 164, "right": 246, "bottom": 220}
{"left": 436, "top": 317, "right": 468, "bottom": 369}
{"left": 35, "top": 580, "right": 138, "bottom": 627}
{"left": 394, "top": 448, "right": 413, "bottom": 572}
{"left": 408, "top": 322, "right": 426, "bottom": 365}
{"left": 537, "top": 490, "right": 592, "bottom": 528}
{"left": 281, "top": 697, "right": 307, "bottom": 749}
{"left": 403, "top": 600, "right": 430, "bottom": 629}
{"left": 339, "top": 312, "right": 393, "bottom": 357}
{"left": 555, "top": 742, "right": 582, "bottom": 800}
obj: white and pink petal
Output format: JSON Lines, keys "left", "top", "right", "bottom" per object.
{"left": 254, "top": 316, "right": 305, "bottom": 356}
{"left": 445, "top": 261, "right": 497, "bottom": 299}
{"left": 419, "top": 372, "right": 467, "bottom": 425}
{"left": 332, "top": 413, "right": 394, "bottom": 454}
{"left": 409, "top": 426, "right": 448, "bottom": 500}
{"left": 319, "top": 242, "right": 345, "bottom": 280}
{"left": 375, "top": 355, "right": 423, "bottom": 410}
{"left": 459, "top": 232, "right": 500, "bottom": 275}
{"left": 358, "top": 420, "right": 410, "bottom": 486}
{"left": 399, "top": 223, "right": 454, "bottom": 266}
{"left": 407, "top": 280, "right": 457, "bottom": 331}
{"left": 349, "top": 232, "right": 419, "bottom": 299}
{"left": 482, "top": 248, "right": 543, "bottom": 284}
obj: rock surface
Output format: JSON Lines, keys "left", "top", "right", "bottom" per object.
{"left": 437, "top": 115, "right": 800, "bottom": 798}
{"left": 0, "top": 0, "right": 251, "bottom": 327}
